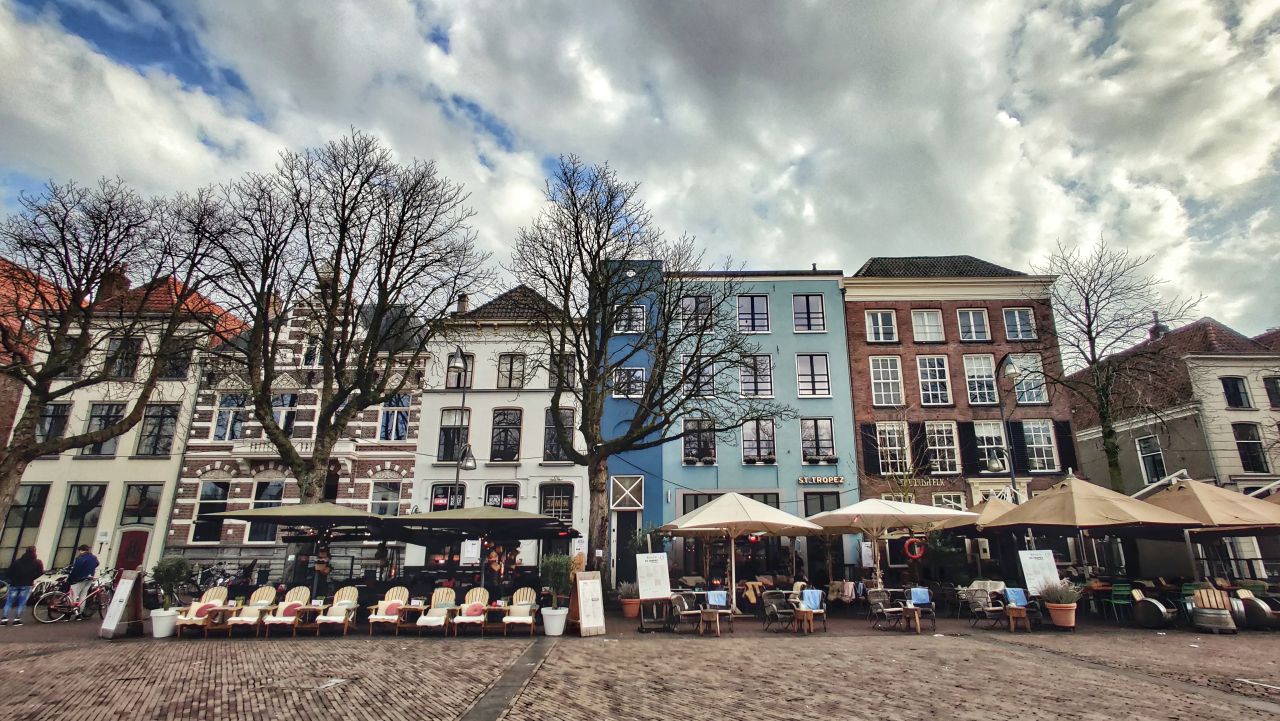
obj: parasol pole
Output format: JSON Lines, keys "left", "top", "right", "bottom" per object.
{"left": 729, "top": 530, "right": 740, "bottom": 614}
{"left": 1183, "top": 528, "right": 1200, "bottom": 582}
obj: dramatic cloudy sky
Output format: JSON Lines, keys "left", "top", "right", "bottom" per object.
{"left": 1, "top": 0, "right": 1277, "bottom": 334}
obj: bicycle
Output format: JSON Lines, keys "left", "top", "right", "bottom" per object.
{"left": 32, "top": 573, "right": 114, "bottom": 623}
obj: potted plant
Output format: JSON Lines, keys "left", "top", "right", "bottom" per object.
{"left": 148, "top": 556, "right": 191, "bottom": 638}
{"left": 823, "top": 455, "right": 839, "bottom": 464}
{"left": 683, "top": 456, "right": 698, "bottom": 465}
{"left": 699, "top": 456, "right": 716, "bottom": 465}
{"left": 762, "top": 455, "right": 777, "bottom": 464}
{"left": 617, "top": 581, "right": 641, "bottom": 618}
{"left": 540, "top": 554, "right": 572, "bottom": 636}
{"left": 804, "top": 455, "right": 821, "bottom": 464}
{"left": 744, "top": 456, "right": 758, "bottom": 465}
{"left": 1039, "top": 580, "right": 1081, "bottom": 630}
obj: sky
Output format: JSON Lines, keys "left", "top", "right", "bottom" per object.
{"left": 1, "top": 0, "right": 1277, "bottom": 335}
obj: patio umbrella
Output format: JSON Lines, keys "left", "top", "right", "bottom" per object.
{"left": 806, "top": 499, "right": 978, "bottom": 588}
{"left": 931, "top": 497, "right": 1017, "bottom": 532}
{"left": 983, "top": 475, "right": 1201, "bottom": 532}
{"left": 659, "top": 493, "right": 820, "bottom": 613}
{"left": 1144, "top": 479, "right": 1280, "bottom": 531}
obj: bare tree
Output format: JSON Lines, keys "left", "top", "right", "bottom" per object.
{"left": 0, "top": 179, "right": 221, "bottom": 521}
{"left": 203, "top": 131, "right": 492, "bottom": 502}
{"left": 508, "top": 156, "right": 794, "bottom": 580}
{"left": 1036, "top": 239, "right": 1199, "bottom": 492}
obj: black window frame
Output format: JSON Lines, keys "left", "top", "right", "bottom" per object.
{"left": 136, "top": 403, "right": 180, "bottom": 456}
{"left": 120, "top": 483, "right": 162, "bottom": 526}
{"left": 1233, "top": 423, "right": 1269, "bottom": 473}
{"left": 796, "top": 353, "right": 831, "bottom": 396}
{"left": 737, "top": 294, "right": 770, "bottom": 332}
{"left": 683, "top": 418, "right": 716, "bottom": 460}
{"left": 1265, "top": 377, "right": 1280, "bottom": 409}
{"left": 679, "top": 294, "right": 712, "bottom": 331}
{"left": 445, "top": 354, "right": 475, "bottom": 389}
{"left": 497, "top": 353, "right": 526, "bottom": 389}
{"left": 430, "top": 483, "right": 465, "bottom": 511}
{"left": 549, "top": 353, "right": 576, "bottom": 390}
{"left": 792, "top": 294, "right": 826, "bottom": 332}
{"left": 800, "top": 418, "right": 835, "bottom": 458}
{"left": 543, "top": 408, "right": 575, "bottom": 461}
{"left": 35, "top": 403, "right": 71, "bottom": 445}
{"left": 104, "top": 336, "right": 142, "bottom": 380}
{"left": 741, "top": 418, "right": 775, "bottom": 459}
{"left": 0, "top": 485, "right": 49, "bottom": 568}
{"left": 540, "top": 483, "right": 574, "bottom": 521}
{"left": 54, "top": 484, "right": 106, "bottom": 567}
{"left": 484, "top": 483, "right": 520, "bottom": 510}
{"left": 489, "top": 408, "right": 523, "bottom": 462}
{"left": 1222, "top": 377, "right": 1252, "bottom": 409}
{"left": 191, "top": 481, "right": 230, "bottom": 543}
{"left": 247, "top": 480, "right": 285, "bottom": 542}
{"left": 437, "top": 408, "right": 471, "bottom": 462}
{"left": 740, "top": 355, "right": 773, "bottom": 397}
{"left": 81, "top": 402, "right": 125, "bottom": 456}
{"left": 271, "top": 393, "right": 299, "bottom": 438}
{"left": 612, "top": 368, "right": 646, "bottom": 398}
{"left": 614, "top": 304, "right": 646, "bottom": 334}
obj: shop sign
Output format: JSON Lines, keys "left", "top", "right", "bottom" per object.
{"left": 797, "top": 475, "right": 845, "bottom": 485}
{"left": 900, "top": 478, "right": 946, "bottom": 488}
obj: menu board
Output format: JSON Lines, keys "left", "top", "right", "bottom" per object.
{"left": 99, "top": 570, "right": 139, "bottom": 639}
{"left": 574, "top": 571, "right": 606, "bottom": 637}
{"left": 635, "top": 552, "right": 671, "bottom": 601}
{"left": 860, "top": 541, "right": 875, "bottom": 568}
{"left": 1018, "top": 550, "right": 1060, "bottom": 595}
{"left": 460, "top": 539, "right": 482, "bottom": 565}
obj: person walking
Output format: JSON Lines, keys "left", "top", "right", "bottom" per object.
{"left": 67, "top": 545, "right": 99, "bottom": 615}
{"left": 2, "top": 547, "right": 44, "bottom": 626}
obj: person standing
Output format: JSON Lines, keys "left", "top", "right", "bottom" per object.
{"left": 2, "top": 547, "right": 44, "bottom": 626}
{"left": 67, "top": 544, "right": 99, "bottom": 613}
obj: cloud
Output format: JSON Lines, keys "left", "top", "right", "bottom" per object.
{"left": 0, "top": 0, "right": 1276, "bottom": 333}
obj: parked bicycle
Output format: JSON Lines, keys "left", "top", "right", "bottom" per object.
{"left": 31, "top": 571, "right": 115, "bottom": 623}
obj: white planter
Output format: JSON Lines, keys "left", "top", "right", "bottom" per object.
{"left": 150, "top": 609, "right": 179, "bottom": 638}
{"left": 541, "top": 607, "right": 569, "bottom": 636}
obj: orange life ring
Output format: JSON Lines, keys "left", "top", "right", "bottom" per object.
{"left": 904, "top": 537, "right": 926, "bottom": 560}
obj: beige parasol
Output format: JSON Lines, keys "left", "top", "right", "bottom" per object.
{"left": 983, "top": 476, "right": 1201, "bottom": 531}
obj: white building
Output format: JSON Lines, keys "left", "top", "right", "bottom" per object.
{"left": 408, "top": 287, "right": 589, "bottom": 568}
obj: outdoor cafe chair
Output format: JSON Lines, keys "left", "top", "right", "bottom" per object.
{"left": 868, "top": 589, "right": 904, "bottom": 630}
{"left": 798, "top": 588, "right": 827, "bottom": 632}
{"left": 416, "top": 587, "right": 458, "bottom": 636}
{"left": 451, "top": 587, "right": 490, "bottom": 636}
{"left": 760, "top": 590, "right": 794, "bottom": 633}
{"left": 1191, "top": 588, "right": 1237, "bottom": 634}
{"left": 908, "top": 588, "right": 938, "bottom": 631}
{"left": 1236, "top": 589, "right": 1280, "bottom": 631}
{"left": 1003, "top": 588, "right": 1043, "bottom": 627}
{"left": 368, "top": 585, "right": 410, "bottom": 636}
{"left": 1131, "top": 588, "right": 1176, "bottom": 629}
{"left": 671, "top": 593, "right": 703, "bottom": 634}
{"left": 316, "top": 586, "right": 359, "bottom": 636}
{"left": 225, "top": 586, "right": 276, "bottom": 637}
{"left": 261, "top": 586, "right": 311, "bottom": 637}
{"left": 175, "top": 586, "right": 229, "bottom": 638}
{"left": 1101, "top": 583, "right": 1134, "bottom": 622}
{"left": 706, "top": 590, "right": 734, "bottom": 633}
{"left": 967, "top": 591, "right": 1005, "bottom": 629}
{"left": 503, "top": 600, "right": 539, "bottom": 637}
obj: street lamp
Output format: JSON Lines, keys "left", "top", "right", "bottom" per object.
{"left": 984, "top": 355, "right": 1024, "bottom": 505}
{"left": 446, "top": 345, "right": 476, "bottom": 477}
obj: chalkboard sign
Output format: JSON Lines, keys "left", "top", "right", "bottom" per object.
{"left": 635, "top": 552, "right": 671, "bottom": 601}
{"left": 571, "top": 571, "right": 606, "bottom": 637}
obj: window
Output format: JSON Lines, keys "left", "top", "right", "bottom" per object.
{"left": 1012, "top": 353, "right": 1048, "bottom": 404}
{"left": 120, "top": 484, "right": 162, "bottom": 526}
{"left": 684, "top": 355, "right": 714, "bottom": 397}
{"left": 190, "top": 481, "right": 229, "bottom": 543}
{"left": 484, "top": 483, "right": 519, "bottom": 509}
{"left": 876, "top": 422, "right": 909, "bottom": 475}
{"left": 136, "top": 404, "right": 179, "bottom": 456}
{"left": 911, "top": 310, "right": 944, "bottom": 342}
{"left": 267, "top": 393, "right": 297, "bottom": 437}
{"left": 490, "top": 409, "right": 522, "bottom": 461}
{"left": 1264, "top": 377, "right": 1280, "bottom": 409}
{"left": 683, "top": 418, "right": 716, "bottom": 460}
{"left": 1233, "top": 423, "right": 1270, "bottom": 473}
{"left": 302, "top": 336, "right": 326, "bottom": 368}
{"left": 1004, "top": 308, "right": 1036, "bottom": 340}
{"left": 679, "top": 295, "right": 711, "bottom": 331}
{"left": 866, "top": 310, "right": 897, "bottom": 342}
{"left": 378, "top": 394, "right": 411, "bottom": 441}
{"left": 446, "top": 353, "right": 474, "bottom": 389}
{"left": 53, "top": 337, "right": 82, "bottom": 378}
{"left": 213, "top": 394, "right": 247, "bottom": 441}
{"left": 247, "top": 480, "right": 285, "bottom": 541}
{"left": 925, "top": 421, "right": 960, "bottom": 474}
{"left": 614, "top": 305, "right": 646, "bottom": 333}
{"left": 800, "top": 418, "right": 835, "bottom": 459}
{"left": 740, "top": 355, "right": 773, "bottom": 397}
{"left": 804, "top": 491, "right": 840, "bottom": 516}
{"left": 104, "top": 337, "right": 142, "bottom": 379}
{"left": 957, "top": 309, "right": 990, "bottom": 341}
{"left": 796, "top": 353, "right": 831, "bottom": 396}
{"left": 372, "top": 481, "right": 401, "bottom": 516}
{"left": 613, "top": 368, "right": 646, "bottom": 398}
{"left": 540, "top": 484, "right": 574, "bottom": 521}
{"left": 737, "top": 295, "right": 769, "bottom": 332}
{"left": 160, "top": 344, "right": 192, "bottom": 380}
{"left": 917, "top": 356, "right": 952, "bottom": 405}
{"left": 1137, "top": 436, "right": 1167, "bottom": 484}
{"left": 54, "top": 484, "right": 106, "bottom": 567}
{"left": 497, "top": 354, "right": 526, "bottom": 389}
{"left": 1023, "top": 420, "right": 1058, "bottom": 471}
{"left": 881, "top": 493, "right": 914, "bottom": 503}
{"left": 81, "top": 403, "right": 125, "bottom": 456}
{"left": 0, "top": 485, "right": 49, "bottom": 567}
{"left": 437, "top": 408, "right": 470, "bottom": 462}
{"left": 543, "top": 408, "right": 575, "bottom": 461}
{"left": 932, "top": 492, "right": 966, "bottom": 510}
{"left": 974, "top": 421, "right": 1006, "bottom": 472}
{"left": 792, "top": 294, "right": 826, "bottom": 332}
{"left": 869, "top": 356, "right": 903, "bottom": 406}
{"left": 35, "top": 403, "right": 71, "bottom": 444}
{"left": 430, "top": 483, "right": 465, "bottom": 511}
{"left": 963, "top": 354, "right": 998, "bottom": 405}
{"left": 549, "top": 353, "right": 575, "bottom": 390}
{"left": 741, "top": 419, "right": 775, "bottom": 459}
{"left": 1221, "top": 377, "right": 1252, "bottom": 409}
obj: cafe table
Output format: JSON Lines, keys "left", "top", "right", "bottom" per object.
{"left": 901, "top": 606, "right": 923, "bottom": 634}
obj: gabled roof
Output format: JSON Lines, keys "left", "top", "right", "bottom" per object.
{"left": 853, "top": 255, "right": 1025, "bottom": 278}
{"left": 455, "top": 285, "right": 557, "bottom": 321}
{"left": 1253, "top": 327, "right": 1280, "bottom": 352}
{"left": 1122, "top": 317, "right": 1270, "bottom": 359}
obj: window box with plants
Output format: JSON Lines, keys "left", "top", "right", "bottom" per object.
{"left": 743, "top": 456, "right": 759, "bottom": 465}
{"left": 699, "top": 457, "right": 716, "bottom": 465}
{"left": 823, "top": 455, "right": 839, "bottom": 464}
{"left": 683, "top": 456, "right": 699, "bottom": 465}
{"left": 761, "top": 455, "right": 776, "bottom": 464}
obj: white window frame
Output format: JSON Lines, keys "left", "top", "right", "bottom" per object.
{"left": 876, "top": 422, "right": 910, "bottom": 475}
{"left": 682, "top": 418, "right": 716, "bottom": 462}
{"left": 932, "top": 492, "right": 966, "bottom": 510}
{"left": 614, "top": 304, "right": 646, "bottom": 334}
{"left": 1136, "top": 435, "right": 1167, "bottom": 485}
{"left": 682, "top": 355, "right": 715, "bottom": 398}
{"left": 866, "top": 310, "right": 897, "bottom": 343}
{"left": 910, "top": 309, "right": 944, "bottom": 342}
{"left": 957, "top": 308, "right": 991, "bottom": 341}
{"left": 740, "top": 418, "right": 776, "bottom": 461}
{"left": 1023, "top": 419, "right": 1059, "bottom": 472}
{"left": 378, "top": 394, "right": 411, "bottom": 441}
{"left": 925, "top": 421, "right": 960, "bottom": 475}
{"left": 371, "top": 480, "right": 402, "bottom": 516}
{"left": 800, "top": 417, "right": 836, "bottom": 460}
{"left": 1012, "top": 353, "right": 1048, "bottom": 404}
{"left": 963, "top": 354, "right": 998, "bottom": 405}
{"left": 792, "top": 294, "right": 826, "bottom": 332}
{"left": 679, "top": 295, "right": 711, "bottom": 332}
{"left": 1003, "top": 308, "right": 1036, "bottom": 341}
{"left": 881, "top": 493, "right": 914, "bottom": 503}
{"left": 917, "top": 355, "right": 952, "bottom": 406}
{"left": 496, "top": 353, "right": 526, "bottom": 389}
{"left": 737, "top": 294, "right": 770, "bottom": 333}
{"left": 869, "top": 356, "right": 903, "bottom": 406}
{"left": 739, "top": 355, "right": 773, "bottom": 398}
{"left": 796, "top": 353, "right": 831, "bottom": 397}
{"left": 613, "top": 368, "right": 646, "bottom": 398}
{"left": 973, "top": 421, "right": 1006, "bottom": 474}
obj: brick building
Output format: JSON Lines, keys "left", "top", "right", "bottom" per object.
{"left": 843, "top": 256, "right": 1079, "bottom": 547}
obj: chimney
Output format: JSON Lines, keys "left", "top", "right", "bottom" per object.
{"left": 1148, "top": 311, "right": 1169, "bottom": 341}
{"left": 811, "top": 263, "right": 818, "bottom": 272}
{"left": 96, "top": 265, "right": 130, "bottom": 300}
{"left": 456, "top": 293, "right": 470, "bottom": 314}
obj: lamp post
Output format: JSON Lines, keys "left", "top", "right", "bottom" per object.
{"left": 984, "top": 354, "right": 1024, "bottom": 505}
{"left": 446, "top": 345, "right": 480, "bottom": 588}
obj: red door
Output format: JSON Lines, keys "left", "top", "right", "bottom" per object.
{"left": 116, "top": 530, "right": 150, "bottom": 571}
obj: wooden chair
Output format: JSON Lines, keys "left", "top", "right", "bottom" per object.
{"left": 225, "top": 586, "right": 277, "bottom": 637}
{"left": 316, "top": 586, "right": 359, "bottom": 636}
{"left": 502, "top": 588, "right": 540, "bottom": 636}
{"left": 1131, "top": 588, "right": 1176, "bottom": 628}
{"left": 869, "top": 588, "right": 905, "bottom": 630}
{"left": 368, "top": 586, "right": 410, "bottom": 635}
{"left": 415, "top": 587, "right": 458, "bottom": 636}
{"left": 175, "top": 587, "right": 229, "bottom": 638}
{"left": 670, "top": 593, "right": 703, "bottom": 634}
{"left": 1236, "top": 589, "right": 1280, "bottom": 631}
{"left": 261, "top": 586, "right": 311, "bottom": 637}
{"left": 451, "top": 587, "right": 490, "bottom": 636}
{"left": 1192, "top": 588, "right": 1237, "bottom": 634}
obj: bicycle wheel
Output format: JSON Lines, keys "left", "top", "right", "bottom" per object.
{"left": 32, "top": 592, "right": 71, "bottom": 624}
{"left": 82, "top": 593, "right": 104, "bottom": 619}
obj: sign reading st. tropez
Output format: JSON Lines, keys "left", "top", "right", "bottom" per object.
{"left": 797, "top": 476, "right": 845, "bottom": 485}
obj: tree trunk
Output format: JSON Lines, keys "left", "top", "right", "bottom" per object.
{"left": 1096, "top": 402, "right": 1126, "bottom": 493}
{"left": 299, "top": 466, "right": 325, "bottom": 504}
{"left": 0, "top": 409, "right": 41, "bottom": 524}
{"left": 586, "top": 454, "right": 611, "bottom": 586}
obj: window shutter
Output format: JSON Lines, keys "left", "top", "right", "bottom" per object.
{"left": 860, "top": 423, "right": 880, "bottom": 475}
{"left": 1008, "top": 421, "right": 1030, "bottom": 474}
{"left": 1054, "top": 420, "right": 1078, "bottom": 474}
{"left": 957, "top": 422, "right": 980, "bottom": 475}
{"left": 908, "top": 422, "right": 927, "bottom": 474}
